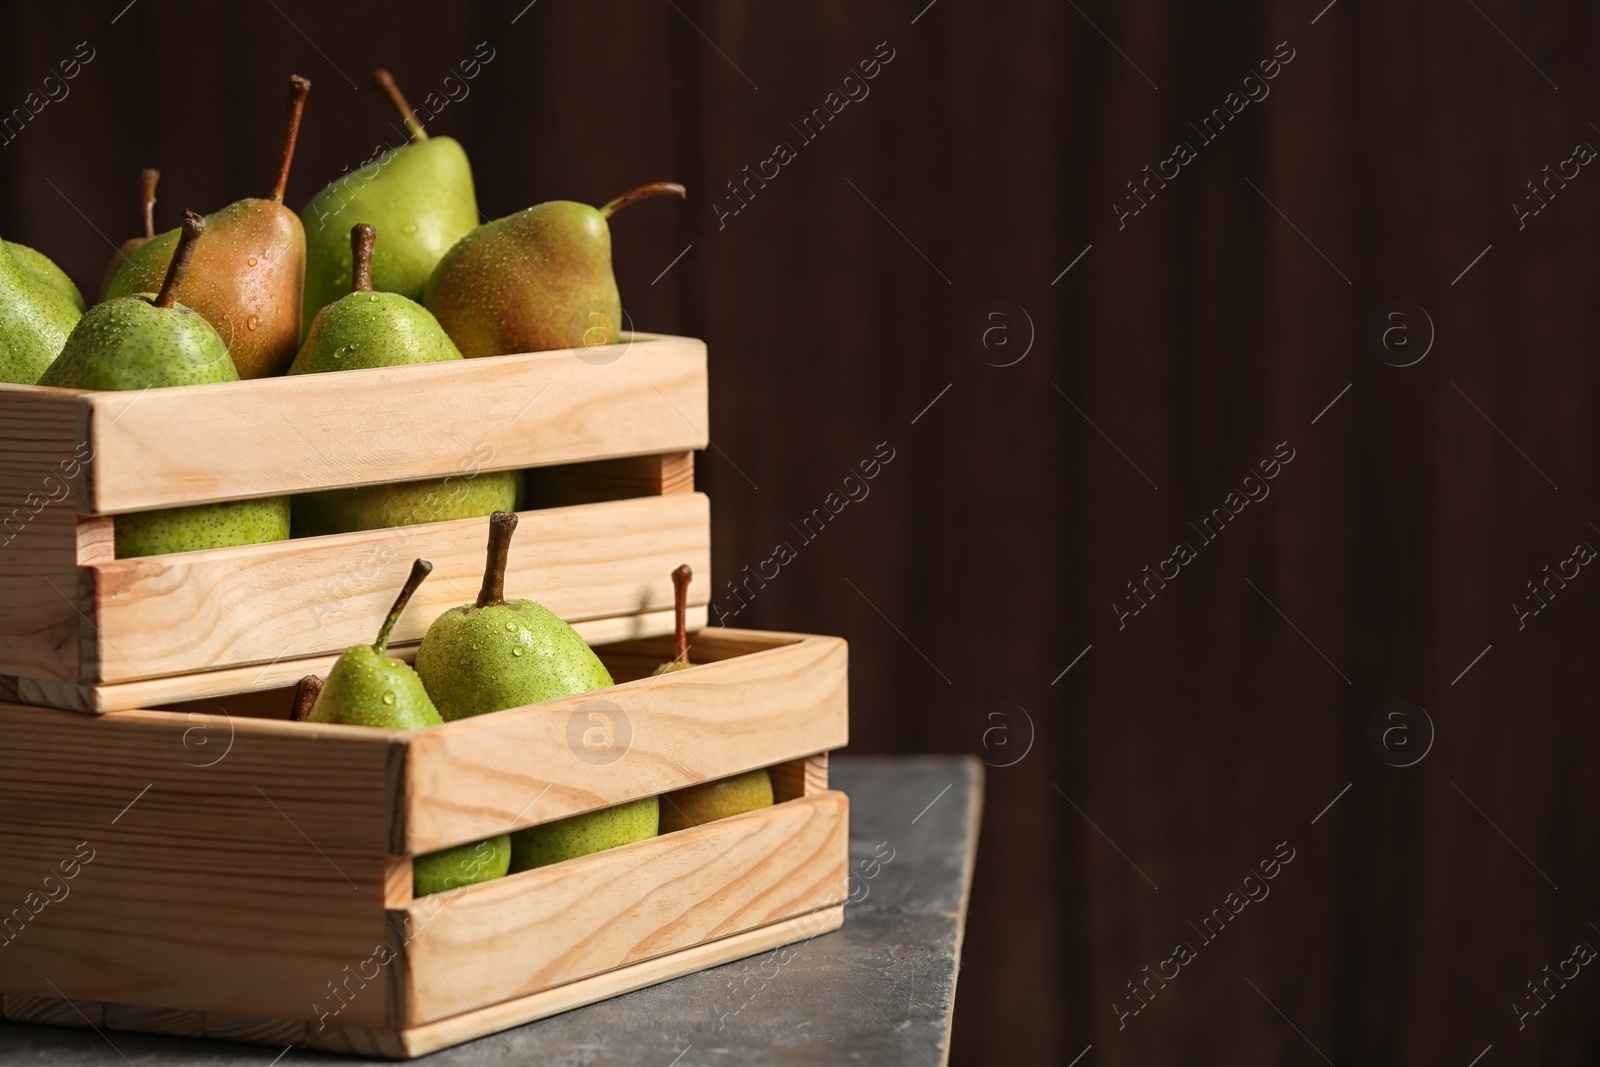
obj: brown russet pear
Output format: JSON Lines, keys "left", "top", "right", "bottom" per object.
{"left": 652, "top": 565, "right": 696, "bottom": 675}
{"left": 106, "top": 76, "right": 312, "bottom": 378}
{"left": 99, "top": 168, "right": 160, "bottom": 300}
{"left": 425, "top": 181, "right": 686, "bottom": 357}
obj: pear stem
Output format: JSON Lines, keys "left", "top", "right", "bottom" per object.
{"left": 670, "top": 564, "right": 692, "bottom": 665}
{"left": 600, "top": 182, "right": 687, "bottom": 218}
{"left": 140, "top": 168, "right": 160, "bottom": 239}
{"left": 290, "top": 674, "right": 323, "bottom": 722}
{"left": 271, "top": 75, "right": 312, "bottom": 205}
{"left": 154, "top": 211, "right": 205, "bottom": 309}
{"left": 350, "top": 224, "right": 376, "bottom": 293}
{"left": 375, "top": 559, "right": 433, "bottom": 654}
{"left": 476, "top": 512, "right": 518, "bottom": 609}
{"left": 374, "top": 68, "right": 428, "bottom": 142}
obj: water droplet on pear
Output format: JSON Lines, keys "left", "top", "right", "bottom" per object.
{"left": 246, "top": 315, "right": 261, "bottom": 331}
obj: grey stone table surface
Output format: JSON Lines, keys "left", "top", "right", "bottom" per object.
{"left": 0, "top": 755, "right": 984, "bottom": 1067}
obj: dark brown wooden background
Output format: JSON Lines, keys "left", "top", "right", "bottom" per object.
{"left": 5, "top": 1, "right": 1598, "bottom": 1062}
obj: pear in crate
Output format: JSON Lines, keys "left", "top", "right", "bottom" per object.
{"left": 425, "top": 181, "right": 686, "bottom": 357}
{"left": 299, "top": 69, "right": 478, "bottom": 334}
{"left": 307, "top": 559, "right": 442, "bottom": 729}
{"left": 287, "top": 223, "right": 516, "bottom": 534}
{"left": 99, "top": 168, "right": 161, "bottom": 299}
{"left": 288, "top": 675, "right": 323, "bottom": 721}
{"left": 106, "top": 76, "right": 311, "bottom": 378}
{"left": 38, "top": 212, "right": 290, "bottom": 557}
{"left": 0, "top": 237, "right": 83, "bottom": 384}
{"left": 659, "top": 770, "right": 774, "bottom": 833}
{"left": 416, "top": 511, "right": 613, "bottom": 719}
{"left": 509, "top": 796, "right": 658, "bottom": 871}
{"left": 653, "top": 564, "right": 696, "bottom": 675}
{"left": 413, "top": 834, "right": 511, "bottom": 896}
{"left": 290, "top": 223, "right": 463, "bottom": 372}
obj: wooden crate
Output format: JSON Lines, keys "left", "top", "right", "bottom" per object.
{"left": 0, "top": 629, "right": 849, "bottom": 1059}
{"left": 0, "top": 334, "right": 709, "bottom": 712}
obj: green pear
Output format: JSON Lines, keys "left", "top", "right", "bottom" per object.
{"left": 509, "top": 796, "right": 658, "bottom": 871}
{"left": 424, "top": 181, "right": 685, "bottom": 358}
{"left": 292, "top": 472, "right": 518, "bottom": 537}
{"left": 1, "top": 238, "right": 84, "bottom": 384}
{"left": 416, "top": 511, "right": 613, "bottom": 719}
{"left": 290, "top": 223, "right": 463, "bottom": 373}
{"left": 652, "top": 564, "right": 696, "bottom": 675}
{"left": 659, "top": 769, "right": 774, "bottom": 833}
{"left": 307, "top": 558, "right": 442, "bottom": 729}
{"left": 112, "top": 499, "right": 290, "bottom": 559}
{"left": 414, "top": 834, "right": 511, "bottom": 896}
{"left": 299, "top": 69, "right": 477, "bottom": 336}
{"left": 287, "top": 224, "right": 514, "bottom": 535}
{"left": 7, "top": 242, "right": 86, "bottom": 313}
{"left": 38, "top": 212, "right": 290, "bottom": 558}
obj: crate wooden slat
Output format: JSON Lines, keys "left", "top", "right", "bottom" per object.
{"left": 0, "top": 628, "right": 849, "bottom": 1057}
{"left": 403, "top": 631, "right": 847, "bottom": 852}
{"left": 394, "top": 791, "right": 847, "bottom": 1028}
{"left": 0, "top": 336, "right": 708, "bottom": 702}
{"left": 13, "top": 905, "right": 847, "bottom": 1060}
{"left": 0, "top": 603, "right": 710, "bottom": 714}
{"left": 84, "top": 491, "right": 710, "bottom": 687}
{"left": 62, "top": 333, "right": 707, "bottom": 513}
{"left": 0, "top": 703, "right": 400, "bottom": 1026}
{"left": 0, "top": 387, "right": 82, "bottom": 682}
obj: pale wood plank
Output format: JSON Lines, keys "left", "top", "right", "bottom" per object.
{"left": 402, "top": 632, "right": 848, "bottom": 853}
{"left": 3, "top": 992, "right": 102, "bottom": 1027}
{"left": 312, "top": 906, "right": 845, "bottom": 1059}
{"left": 384, "top": 856, "right": 414, "bottom": 909}
{"left": 102, "top": 1002, "right": 207, "bottom": 1037}
{"left": 79, "top": 334, "right": 707, "bottom": 513}
{"left": 523, "top": 450, "right": 695, "bottom": 508}
{"left": 395, "top": 791, "right": 848, "bottom": 1027}
{"left": 85, "top": 493, "right": 710, "bottom": 685}
{"left": 0, "top": 386, "right": 85, "bottom": 682}
{"left": 770, "top": 752, "right": 830, "bottom": 802}
{"left": 6, "top": 605, "right": 709, "bottom": 714}
{"left": 75, "top": 515, "right": 115, "bottom": 565}
{"left": 0, "top": 703, "right": 399, "bottom": 1027}
{"left": 205, "top": 1011, "right": 308, "bottom": 1044}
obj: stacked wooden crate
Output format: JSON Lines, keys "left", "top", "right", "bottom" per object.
{"left": 0, "top": 334, "right": 849, "bottom": 1058}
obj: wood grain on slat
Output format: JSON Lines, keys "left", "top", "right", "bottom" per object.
{"left": 84, "top": 494, "right": 710, "bottom": 686}
{"left": 103, "top": 1002, "right": 207, "bottom": 1037}
{"left": 204, "top": 1012, "right": 308, "bottom": 1044}
{"left": 769, "top": 752, "right": 830, "bottom": 802}
{"left": 395, "top": 791, "right": 848, "bottom": 1027}
{"left": 402, "top": 632, "right": 848, "bottom": 853}
{"left": 3, "top": 992, "right": 102, "bottom": 1027}
{"left": 79, "top": 334, "right": 707, "bottom": 514}
{"left": 312, "top": 906, "right": 844, "bottom": 1059}
{"left": 12, "top": 605, "right": 710, "bottom": 715}
{"left": 0, "top": 703, "right": 399, "bottom": 1026}
{"left": 523, "top": 450, "right": 695, "bottom": 508}
{"left": 0, "top": 386, "right": 85, "bottom": 682}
